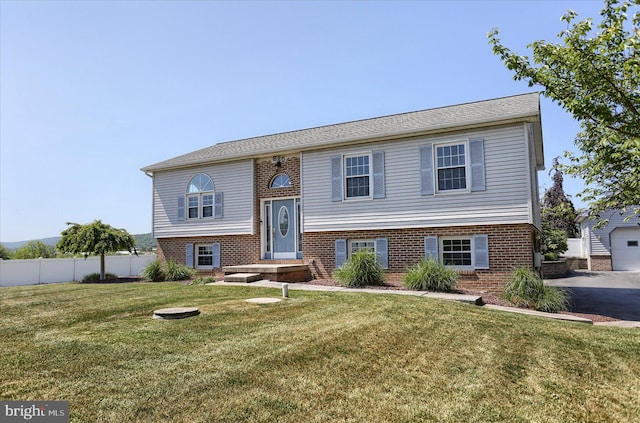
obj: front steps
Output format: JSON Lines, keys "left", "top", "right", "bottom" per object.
{"left": 223, "top": 273, "right": 262, "bottom": 283}
{"left": 223, "top": 264, "right": 310, "bottom": 283}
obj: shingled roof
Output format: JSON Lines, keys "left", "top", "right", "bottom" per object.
{"left": 142, "top": 92, "right": 542, "bottom": 173}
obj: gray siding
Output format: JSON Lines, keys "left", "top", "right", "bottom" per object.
{"left": 582, "top": 208, "right": 640, "bottom": 255}
{"left": 153, "top": 160, "right": 254, "bottom": 238}
{"left": 302, "top": 124, "right": 535, "bottom": 232}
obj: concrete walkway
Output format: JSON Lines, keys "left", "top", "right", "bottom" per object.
{"left": 208, "top": 280, "right": 640, "bottom": 327}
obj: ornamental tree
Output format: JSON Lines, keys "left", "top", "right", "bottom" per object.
{"left": 57, "top": 220, "right": 138, "bottom": 281}
{"left": 489, "top": 0, "right": 640, "bottom": 219}
{"left": 542, "top": 158, "right": 580, "bottom": 238}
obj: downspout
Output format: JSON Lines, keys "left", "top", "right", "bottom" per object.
{"left": 144, "top": 171, "right": 155, "bottom": 240}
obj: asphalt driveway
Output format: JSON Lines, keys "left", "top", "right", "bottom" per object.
{"left": 545, "top": 271, "right": 640, "bottom": 321}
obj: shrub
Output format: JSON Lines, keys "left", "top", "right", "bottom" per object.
{"left": 82, "top": 272, "right": 117, "bottom": 283}
{"left": 191, "top": 276, "right": 216, "bottom": 285}
{"left": 333, "top": 249, "right": 385, "bottom": 287}
{"left": 164, "top": 259, "right": 196, "bottom": 281}
{"left": 403, "top": 257, "right": 458, "bottom": 291}
{"left": 541, "top": 226, "right": 568, "bottom": 260}
{"left": 504, "top": 267, "right": 570, "bottom": 313}
{"left": 536, "top": 286, "right": 571, "bottom": 313}
{"left": 141, "top": 259, "right": 165, "bottom": 282}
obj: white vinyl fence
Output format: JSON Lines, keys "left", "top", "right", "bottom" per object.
{"left": 561, "top": 238, "right": 586, "bottom": 258}
{"left": 0, "top": 254, "right": 157, "bottom": 287}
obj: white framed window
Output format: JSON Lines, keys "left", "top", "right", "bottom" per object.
{"left": 197, "top": 244, "right": 213, "bottom": 268}
{"left": 345, "top": 154, "right": 371, "bottom": 199}
{"left": 270, "top": 174, "right": 291, "bottom": 188}
{"left": 441, "top": 237, "right": 472, "bottom": 267}
{"left": 436, "top": 142, "right": 467, "bottom": 192}
{"left": 420, "top": 139, "right": 484, "bottom": 196}
{"left": 348, "top": 239, "right": 375, "bottom": 258}
{"left": 336, "top": 238, "right": 388, "bottom": 269}
{"left": 425, "top": 234, "right": 489, "bottom": 270}
{"left": 202, "top": 194, "right": 213, "bottom": 217}
{"left": 184, "top": 173, "right": 219, "bottom": 220}
{"left": 188, "top": 196, "right": 199, "bottom": 219}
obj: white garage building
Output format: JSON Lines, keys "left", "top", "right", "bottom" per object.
{"left": 578, "top": 208, "right": 640, "bottom": 271}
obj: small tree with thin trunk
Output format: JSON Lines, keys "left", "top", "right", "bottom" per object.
{"left": 57, "top": 220, "right": 138, "bottom": 281}
{"left": 488, "top": 0, "right": 640, "bottom": 219}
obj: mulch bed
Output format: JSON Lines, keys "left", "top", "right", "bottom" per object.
{"left": 307, "top": 278, "right": 619, "bottom": 323}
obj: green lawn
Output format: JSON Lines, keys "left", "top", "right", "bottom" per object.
{"left": 1, "top": 282, "right": 639, "bottom": 422}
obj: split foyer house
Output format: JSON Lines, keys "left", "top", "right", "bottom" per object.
{"left": 141, "top": 93, "right": 545, "bottom": 292}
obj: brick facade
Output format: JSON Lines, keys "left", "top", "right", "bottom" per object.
{"left": 303, "top": 223, "right": 537, "bottom": 293}
{"left": 589, "top": 255, "right": 613, "bottom": 271}
{"left": 156, "top": 157, "right": 539, "bottom": 292}
{"left": 157, "top": 234, "right": 259, "bottom": 278}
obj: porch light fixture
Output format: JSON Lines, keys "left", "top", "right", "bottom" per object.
{"left": 272, "top": 155, "right": 285, "bottom": 168}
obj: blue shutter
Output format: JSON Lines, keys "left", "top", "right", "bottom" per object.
{"left": 372, "top": 150, "right": 385, "bottom": 199}
{"left": 212, "top": 242, "right": 221, "bottom": 268}
{"left": 331, "top": 155, "right": 343, "bottom": 202}
{"left": 424, "top": 236, "right": 438, "bottom": 260}
{"left": 214, "top": 192, "right": 223, "bottom": 218}
{"left": 420, "top": 144, "right": 434, "bottom": 195}
{"left": 375, "top": 238, "right": 388, "bottom": 269}
{"left": 473, "top": 234, "right": 489, "bottom": 269}
{"left": 335, "top": 239, "right": 347, "bottom": 268}
{"left": 177, "top": 197, "right": 185, "bottom": 221}
{"left": 186, "top": 243, "right": 194, "bottom": 268}
{"left": 469, "top": 138, "right": 486, "bottom": 191}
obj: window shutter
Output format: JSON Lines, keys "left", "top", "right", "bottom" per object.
{"left": 469, "top": 138, "right": 486, "bottom": 191}
{"left": 214, "top": 192, "right": 223, "bottom": 218}
{"left": 375, "top": 238, "right": 389, "bottom": 269}
{"left": 186, "top": 243, "right": 194, "bottom": 268}
{"left": 212, "top": 242, "right": 221, "bottom": 268}
{"left": 331, "top": 155, "right": 343, "bottom": 202}
{"left": 335, "top": 239, "right": 347, "bottom": 268}
{"left": 420, "top": 144, "right": 434, "bottom": 195}
{"left": 424, "top": 236, "right": 438, "bottom": 260}
{"left": 177, "top": 197, "right": 185, "bottom": 221}
{"left": 372, "top": 150, "right": 385, "bottom": 199}
{"left": 473, "top": 234, "right": 489, "bottom": 269}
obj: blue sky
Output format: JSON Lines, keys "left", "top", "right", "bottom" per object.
{"left": 0, "top": 0, "right": 604, "bottom": 243}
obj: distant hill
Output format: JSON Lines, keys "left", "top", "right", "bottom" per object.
{"left": 1, "top": 233, "right": 156, "bottom": 252}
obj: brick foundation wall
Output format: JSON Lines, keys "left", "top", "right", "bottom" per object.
{"left": 304, "top": 223, "right": 538, "bottom": 293}
{"left": 157, "top": 234, "right": 259, "bottom": 277}
{"left": 589, "top": 255, "right": 612, "bottom": 271}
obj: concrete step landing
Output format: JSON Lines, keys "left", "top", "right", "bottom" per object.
{"left": 224, "top": 273, "right": 262, "bottom": 283}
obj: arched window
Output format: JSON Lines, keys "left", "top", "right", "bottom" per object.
{"left": 186, "top": 173, "right": 214, "bottom": 219}
{"left": 270, "top": 174, "right": 291, "bottom": 189}
{"left": 188, "top": 173, "right": 214, "bottom": 193}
